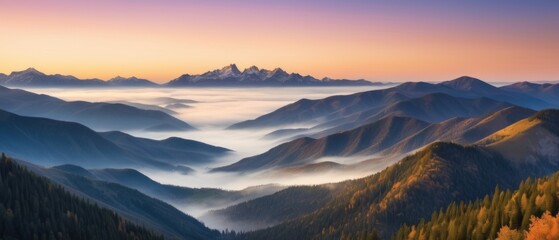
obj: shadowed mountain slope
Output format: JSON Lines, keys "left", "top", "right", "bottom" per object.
{"left": 0, "top": 155, "right": 165, "bottom": 240}
{"left": 216, "top": 94, "right": 516, "bottom": 173}
{"left": 501, "top": 81, "right": 559, "bottom": 104}
{"left": 99, "top": 131, "right": 230, "bottom": 166}
{"left": 478, "top": 109, "right": 559, "bottom": 171}
{"left": 217, "top": 110, "right": 559, "bottom": 239}
{"left": 0, "top": 110, "right": 227, "bottom": 171}
{"left": 311, "top": 93, "right": 514, "bottom": 136}
{"left": 214, "top": 116, "right": 430, "bottom": 172}
{"left": 20, "top": 160, "right": 220, "bottom": 240}
{"left": 384, "top": 106, "right": 536, "bottom": 154}
{"left": 0, "top": 85, "right": 194, "bottom": 131}
{"left": 51, "top": 164, "right": 284, "bottom": 216}
{"left": 229, "top": 76, "right": 550, "bottom": 130}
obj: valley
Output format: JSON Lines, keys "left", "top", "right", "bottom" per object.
{"left": 1, "top": 76, "right": 558, "bottom": 239}
{"left": 3, "top": 1, "right": 558, "bottom": 239}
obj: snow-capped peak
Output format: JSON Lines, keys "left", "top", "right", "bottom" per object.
{"left": 243, "top": 66, "right": 260, "bottom": 74}
{"left": 220, "top": 64, "right": 241, "bottom": 76}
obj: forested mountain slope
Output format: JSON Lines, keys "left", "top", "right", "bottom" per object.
{"left": 0, "top": 154, "right": 163, "bottom": 240}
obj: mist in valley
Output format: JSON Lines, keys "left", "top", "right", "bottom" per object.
{"left": 22, "top": 85, "right": 401, "bottom": 227}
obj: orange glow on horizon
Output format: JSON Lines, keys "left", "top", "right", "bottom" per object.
{"left": 1, "top": 1, "right": 558, "bottom": 83}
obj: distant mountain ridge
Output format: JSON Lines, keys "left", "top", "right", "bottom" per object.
{"left": 0, "top": 85, "right": 194, "bottom": 131}
{"left": 501, "top": 81, "right": 559, "bottom": 104}
{"left": 229, "top": 76, "right": 552, "bottom": 130}
{"left": 0, "top": 109, "right": 229, "bottom": 171}
{"left": 221, "top": 109, "right": 559, "bottom": 239}
{"left": 166, "top": 64, "right": 375, "bottom": 86}
{"left": 0, "top": 66, "right": 377, "bottom": 87}
{"left": 215, "top": 105, "right": 533, "bottom": 173}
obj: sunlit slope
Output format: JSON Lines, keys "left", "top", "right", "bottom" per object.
{"left": 478, "top": 109, "right": 559, "bottom": 168}
{"left": 222, "top": 110, "right": 559, "bottom": 239}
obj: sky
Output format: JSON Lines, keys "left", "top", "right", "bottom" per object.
{"left": 1, "top": 0, "right": 558, "bottom": 82}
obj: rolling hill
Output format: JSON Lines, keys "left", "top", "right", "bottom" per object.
{"left": 0, "top": 85, "right": 194, "bottom": 131}
{"left": 310, "top": 93, "right": 514, "bottom": 136}
{"left": 501, "top": 81, "right": 559, "bottom": 104}
{"left": 228, "top": 89, "right": 408, "bottom": 129}
{"left": 383, "top": 106, "right": 536, "bottom": 154}
{"left": 19, "top": 159, "right": 220, "bottom": 240}
{"left": 99, "top": 131, "right": 230, "bottom": 166}
{"left": 0, "top": 68, "right": 158, "bottom": 87}
{"left": 215, "top": 95, "right": 518, "bottom": 173}
{"left": 219, "top": 142, "right": 519, "bottom": 239}
{"left": 0, "top": 155, "right": 165, "bottom": 239}
{"left": 478, "top": 109, "right": 559, "bottom": 170}
{"left": 0, "top": 68, "right": 106, "bottom": 87}
{"left": 214, "top": 110, "right": 559, "bottom": 239}
{"left": 51, "top": 164, "right": 284, "bottom": 216}
{"left": 394, "top": 170, "right": 559, "bottom": 240}
{"left": 229, "top": 76, "right": 551, "bottom": 130}
{"left": 214, "top": 116, "right": 430, "bottom": 172}
{"left": 0, "top": 109, "right": 228, "bottom": 171}
{"left": 200, "top": 185, "right": 343, "bottom": 231}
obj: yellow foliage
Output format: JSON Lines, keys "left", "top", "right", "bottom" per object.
{"left": 408, "top": 226, "right": 417, "bottom": 239}
{"left": 525, "top": 211, "right": 559, "bottom": 240}
{"left": 477, "top": 207, "right": 488, "bottom": 224}
{"left": 497, "top": 212, "right": 559, "bottom": 240}
{"left": 535, "top": 194, "right": 545, "bottom": 209}
{"left": 521, "top": 194, "right": 529, "bottom": 212}
{"left": 496, "top": 226, "right": 524, "bottom": 240}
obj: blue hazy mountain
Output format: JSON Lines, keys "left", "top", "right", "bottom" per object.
{"left": 50, "top": 164, "right": 284, "bottom": 215}
{"left": 0, "top": 85, "right": 194, "bottom": 131}
{"left": 0, "top": 109, "right": 228, "bottom": 171}
{"left": 0, "top": 66, "right": 378, "bottom": 87}
{"left": 208, "top": 110, "right": 559, "bottom": 239}
{"left": 501, "top": 81, "right": 559, "bottom": 104}
{"left": 107, "top": 75, "right": 159, "bottom": 87}
{"left": 19, "top": 159, "right": 220, "bottom": 239}
{"left": 229, "top": 76, "right": 552, "bottom": 129}
{"left": 0, "top": 68, "right": 158, "bottom": 87}
{"left": 214, "top": 106, "right": 533, "bottom": 173}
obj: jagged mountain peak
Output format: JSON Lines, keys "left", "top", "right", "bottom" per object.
{"left": 244, "top": 65, "right": 260, "bottom": 74}
{"left": 221, "top": 64, "right": 241, "bottom": 75}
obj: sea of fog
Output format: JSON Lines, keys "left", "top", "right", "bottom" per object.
{"left": 26, "top": 86, "right": 396, "bottom": 190}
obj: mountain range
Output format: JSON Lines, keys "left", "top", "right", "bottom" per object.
{"left": 0, "top": 85, "right": 194, "bottom": 131}
{"left": 229, "top": 76, "right": 553, "bottom": 130}
{"left": 18, "top": 159, "right": 220, "bottom": 239}
{"left": 0, "top": 65, "right": 376, "bottom": 87}
{"left": 215, "top": 110, "right": 559, "bottom": 239}
{"left": 166, "top": 64, "right": 375, "bottom": 87}
{"left": 214, "top": 106, "right": 534, "bottom": 173}
{"left": 0, "top": 109, "right": 229, "bottom": 171}
{"left": 0, "top": 155, "right": 166, "bottom": 240}
{"left": 48, "top": 164, "right": 284, "bottom": 216}
{"left": 3, "top": 71, "right": 559, "bottom": 239}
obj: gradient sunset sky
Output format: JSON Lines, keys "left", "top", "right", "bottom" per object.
{"left": 1, "top": 0, "right": 558, "bottom": 82}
